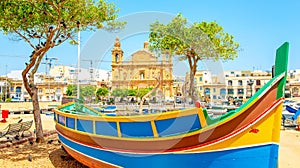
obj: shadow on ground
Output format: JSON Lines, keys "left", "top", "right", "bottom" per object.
{"left": 49, "top": 147, "right": 88, "bottom": 168}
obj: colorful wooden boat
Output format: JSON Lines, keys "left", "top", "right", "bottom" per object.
{"left": 54, "top": 42, "right": 289, "bottom": 168}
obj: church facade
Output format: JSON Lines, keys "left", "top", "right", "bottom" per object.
{"left": 111, "top": 37, "right": 174, "bottom": 99}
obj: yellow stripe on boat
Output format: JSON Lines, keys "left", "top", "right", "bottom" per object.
{"left": 197, "top": 108, "right": 208, "bottom": 128}
{"left": 182, "top": 101, "right": 283, "bottom": 153}
{"left": 151, "top": 120, "right": 159, "bottom": 138}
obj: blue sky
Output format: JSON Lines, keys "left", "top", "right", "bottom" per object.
{"left": 0, "top": 0, "right": 300, "bottom": 75}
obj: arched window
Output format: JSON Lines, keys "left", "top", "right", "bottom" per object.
{"left": 205, "top": 88, "right": 211, "bottom": 95}
{"left": 228, "top": 80, "right": 233, "bottom": 86}
{"left": 140, "top": 72, "right": 145, "bottom": 80}
{"left": 16, "top": 87, "right": 22, "bottom": 93}
{"left": 115, "top": 53, "right": 119, "bottom": 63}
{"left": 292, "top": 87, "right": 299, "bottom": 95}
{"left": 238, "top": 80, "right": 243, "bottom": 86}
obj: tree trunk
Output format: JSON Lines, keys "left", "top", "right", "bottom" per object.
{"left": 32, "top": 85, "right": 44, "bottom": 143}
{"left": 189, "top": 70, "right": 198, "bottom": 104}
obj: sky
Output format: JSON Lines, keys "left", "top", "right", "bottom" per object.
{"left": 0, "top": 0, "right": 300, "bottom": 76}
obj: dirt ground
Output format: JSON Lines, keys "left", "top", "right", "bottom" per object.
{"left": 0, "top": 114, "right": 299, "bottom": 168}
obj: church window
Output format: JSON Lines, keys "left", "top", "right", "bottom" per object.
{"left": 140, "top": 71, "right": 145, "bottom": 80}
{"left": 115, "top": 53, "right": 119, "bottom": 63}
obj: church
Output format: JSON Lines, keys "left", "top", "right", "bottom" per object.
{"left": 111, "top": 37, "right": 174, "bottom": 99}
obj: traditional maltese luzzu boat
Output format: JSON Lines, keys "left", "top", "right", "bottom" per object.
{"left": 54, "top": 42, "right": 289, "bottom": 168}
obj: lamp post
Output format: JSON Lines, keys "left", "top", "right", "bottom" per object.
{"left": 77, "top": 21, "right": 80, "bottom": 100}
{"left": 247, "top": 79, "right": 254, "bottom": 97}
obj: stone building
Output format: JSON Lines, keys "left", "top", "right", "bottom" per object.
{"left": 111, "top": 37, "right": 174, "bottom": 99}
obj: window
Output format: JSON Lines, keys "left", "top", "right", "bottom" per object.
{"left": 10, "top": 87, "right": 14, "bottom": 92}
{"left": 199, "top": 77, "right": 202, "bottom": 82}
{"left": 140, "top": 71, "right": 145, "bottom": 80}
{"left": 199, "top": 86, "right": 202, "bottom": 90}
{"left": 213, "top": 88, "right": 216, "bottom": 93}
{"left": 205, "top": 88, "right": 211, "bottom": 95}
{"left": 220, "top": 88, "right": 226, "bottom": 95}
{"left": 292, "top": 87, "right": 299, "bottom": 95}
{"left": 238, "top": 80, "right": 243, "bottom": 86}
{"left": 56, "top": 88, "right": 61, "bottom": 93}
{"left": 16, "top": 87, "right": 22, "bottom": 93}
{"left": 256, "top": 80, "right": 261, "bottom": 86}
{"left": 115, "top": 54, "right": 119, "bottom": 63}
{"left": 228, "top": 89, "right": 234, "bottom": 94}
{"left": 238, "top": 89, "right": 244, "bottom": 94}
{"left": 231, "top": 71, "right": 234, "bottom": 74}
{"left": 228, "top": 80, "right": 233, "bottom": 86}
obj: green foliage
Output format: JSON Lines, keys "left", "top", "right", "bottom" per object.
{"left": 80, "top": 85, "right": 96, "bottom": 98}
{"left": 5, "top": 98, "right": 12, "bottom": 102}
{"left": 66, "top": 85, "right": 96, "bottom": 101}
{"left": 111, "top": 88, "right": 127, "bottom": 97}
{"left": 136, "top": 88, "right": 152, "bottom": 98}
{"left": 127, "top": 89, "right": 137, "bottom": 96}
{"left": 111, "top": 88, "right": 142, "bottom": 97}
{"left": 66, "top": 84, "right": 77, "bottom": 96}
{"left": 96, "top": 87, "right": 109, "bottom": 97}
{"left": 0, "top": 0, "right": 124, "bottom": 96}
{"left": 149, "top": 14, "right": 239, "bottom": 62}
{"left": 0, "top": 0, "right": 124, "bottom": 34}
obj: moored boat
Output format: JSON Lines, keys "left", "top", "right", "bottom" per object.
{"left": 54, "top": 42, "right": 289, "bottom": 168}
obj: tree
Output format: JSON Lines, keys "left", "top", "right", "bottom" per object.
{"left": 127, "top": 89, "right": 137, "bottom": 96}
{"left": 96, "top": 87, "right": 109, "bottom": 100}
{"left": 66, "top": 84, "right": 77, "bottom": 96}
{"left": 0, "top": 0, "right": 124, "bottom": 142}
{"left": 81, "top": 85, "right": 96, "bottom": 102}
{"left": 136, "top": 88, "right": 151, "bottom": 99}
{"left": 111, "top": 88, "right": 126, "bottom": 97}
{"left": 149, "top": 14, "right": 239, "bottom": 103}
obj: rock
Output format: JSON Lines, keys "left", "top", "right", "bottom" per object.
{"left": 47, "top": 139, "right": 54, "bottom": 144}
{"left": 14, "top": 135, "right": 20, "bottom": 141}
{"left": 27, "top": 154, "right": 33, "bottom": 162}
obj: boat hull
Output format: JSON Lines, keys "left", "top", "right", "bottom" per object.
{"left": 56, "top": 98, "right": 283, "bottom": 167}
{"left": 58, "top": 132, "right": 278, "bottom": 168}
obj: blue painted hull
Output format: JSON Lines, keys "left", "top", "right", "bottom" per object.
{"left": 58, "top": 133, "right": 278, "bottom": 168}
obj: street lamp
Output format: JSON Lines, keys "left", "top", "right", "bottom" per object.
{"left": 77, "top": 21, "right": 80, "bottom": 100}
{"left": 247, "top": 79, "right": 254, "bottom": 97}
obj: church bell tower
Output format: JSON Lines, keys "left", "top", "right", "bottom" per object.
{"left": 111, "top": 36, "right": 124, "bottom": 81}
{"left": 112, "top": 36, "right": 123, "bottom": 64}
